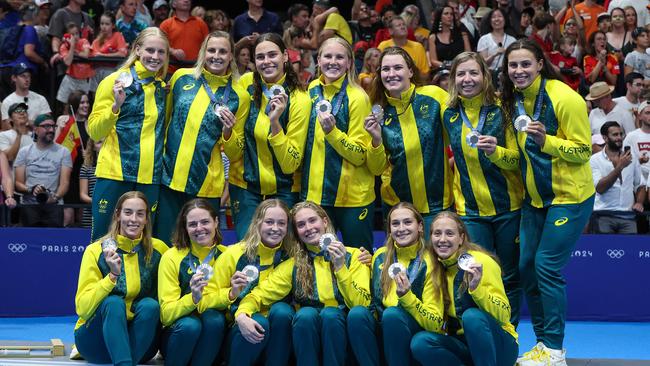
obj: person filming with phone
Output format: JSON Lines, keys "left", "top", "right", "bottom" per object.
{"left": 590, "top": 121, "right": 647, "bottom": 234}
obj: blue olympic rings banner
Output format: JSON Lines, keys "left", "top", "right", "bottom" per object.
{"left": 1, "top": 229, "right": 648, "bottom": 321}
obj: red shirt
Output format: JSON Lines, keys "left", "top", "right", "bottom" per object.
{"left": 583, "top": 53, "right": 620, "bottom": 85}
{"left": 529, "top": 33, "right": 553, "bottom": 55}
{"left": 60, "top": 38, "right": 95, "bottom": 79}
{"left": 549, "top": 51, "right": 580, "bottom": 90}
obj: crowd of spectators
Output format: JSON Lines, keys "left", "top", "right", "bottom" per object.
{"left": 0, "top": 0, "right": 648, "bottom": 233}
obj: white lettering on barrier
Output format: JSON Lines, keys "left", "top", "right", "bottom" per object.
{"left": 41, "top": 245, "right": 86, "bottom": 253}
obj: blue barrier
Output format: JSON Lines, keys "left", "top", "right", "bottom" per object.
{"left": 1, "top": 228, "right": 648, "bottom": 320}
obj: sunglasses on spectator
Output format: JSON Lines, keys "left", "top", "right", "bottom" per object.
{"left": 13, "top": 108, "right": 27, "bottom": 113}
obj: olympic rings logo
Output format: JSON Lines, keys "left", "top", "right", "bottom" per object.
{"left": 7, "top": 243, "right": 27, "bottom": 253}
{"left": 606, "top": 249, "right": 625, "bottom": 259}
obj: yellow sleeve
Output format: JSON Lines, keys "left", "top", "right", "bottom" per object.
{"left": 75, "top": 243, "right": 116, "bottom": 321}
{"left": 235, "top": 258, "right": 295, "bottom": 317}
{"left": 397, "top": 257, "right": 445, "bottom": 333}
{"left": 540, "top": 83, "right": 592, "bottom": 163}
{"left": 164, "top": 70, "right": 182, "bottom": 130}
{"left": 222, "top": 83, "right": 250, "bottom": 162}
{"left": 87, "top": 72, "right": 120, "bottom": 140}
{"left": 268, "top": 89, "right": 311, "bottom": 174}
{"left": 324, "top": 87, "right": 371, "bottom": 167}
{"left": 336, "top": 247, "right": 372, "bottom": 308}
{"left": 366, "top": 143, "right": 388, "bottom": 176}
{"left": 486, "top": 129, "right": 520, "bottom": 171}
{"left": 158, "top": 249, "right": 196, "bottom": 327}
{"left": 468, "top": 252, "right": 512, "bottom": 325}
{"left": 198, "top": 244, "right": 240, "bottom": 312}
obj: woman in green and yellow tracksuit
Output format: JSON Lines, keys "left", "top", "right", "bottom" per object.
{"left": 501, "top": 39, "right": 594, "bottom": 364}
{"left": 155, "top": 31, "right": 250, "bottom": 245}
{"left": 200, "top": 199, "right": 294, "bottom": 366}
{"left": 235, "top": 201, "right": 371, "bottom": 366}
{"left": 349, "top": 202, "right": 445, "bottom": 366}
{"left": 302, "top": 37, "right": 375, "bottom": 250}
{"left": 411, "top": 211, "right": 518, "bottom": 366}
{"left": 88, "top": 28, "right": 169, "bottom": 241}
{"left": 365, "top": 47, "right": 453, "bottom": 233}
{"left": 226, "top": 33, "right": 311, "bottom": 240}
{"left": 74, "top": 191, "right": 168, "bottom": 366}
{"left": 443, "top": 52, "right": 524, "bottom": 326}
{"left": 158, "top": 199, "right": 228, "bottom": 365}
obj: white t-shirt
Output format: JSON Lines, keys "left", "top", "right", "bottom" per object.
{"left": 590, "top": 149, "right": 646, "bottom": 212}
{"left": 624, "top": 50, "right": 650, "bottom": 80}
{"left": 588, "top": 103, "right": 636, "bottom": 136}
{"left": 477, "top": 33, "right": 517, "bottom": 70}
{"left": 1, "top": 91, "right": 52, "bottom": 122}
{"left": 622, "top": 128, "right": 650, "bottom": 180}
{"left": 0, "top": 130, "right": 34, "bottom": 155}
{"left": 612, "top": 96, "right": 639, "bottom": 116}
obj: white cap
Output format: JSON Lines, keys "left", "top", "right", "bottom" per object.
{"left": 592, "top": 133, "right": 605, "bottom": 146}
{"left": 639, "top": 100, "right": 650, "bottom": 113}
{"left": 35, "top": 0, "right": 52, "bottom": 6}
{"left": 153, "top": 0, "right": 168, "bottom": 9}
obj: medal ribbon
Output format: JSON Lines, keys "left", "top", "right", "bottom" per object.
{"left": 129, "top": 66, "right": 155, "bottom": 91}
{"left": 262, "top": 82, "right": 286, "bottom": 114}
{"left": 515, "top": 78, "right": 546, "bottom": 121}
{"left": 459, "top": 101, "right": 488, "bottom": 134}
{"left": 187, "top": 246, "right": 217, "bottom": 274}
{"left": 393, "top": 252, "right": 422, "bottom": 284}
{"left": 316, "top": 77, "right": 349, "bottom": 116}
{"left": 200, "top": 76, "right": 232, "bottom": 107}
{"left": 308, "top": 246, "right": 345, "bottom": 307}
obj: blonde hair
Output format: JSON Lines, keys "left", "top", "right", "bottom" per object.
{"left": 118, "top": 27, "right": 170, "bottom": 80}
{"left": 361, "top": 47, "right": 380, "bottom": 74}
{"left": 241, "top": 199, "right": 296, "bottom": 262}
{"left": 290, "top": 201, "right": 336, "bottom": 300}
{"left": 99, "top": 191, "right": 154, "bottom": 263}
{"left": 446, "top": 51, "right": 497, "bottom": 108}
{"left": 192, "top": 31, "right": 239, "bottom": 80}
{"left": 317, "top": 37, "right": 361, "bottom": 89}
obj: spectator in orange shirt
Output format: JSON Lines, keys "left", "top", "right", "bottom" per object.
{"left": 91, "top": 12, "right": 128, "bottom": 91}
{"left": 56, "top": 22, "right": 94, "bottom": 107}
{"left": 562, "top": 0, "right": 605, "bottom": 43}
{"left": 160, "top": 0, "right": 208, "bottom": 64}
{"left": 584, "top": 30, "right": 620, "bottom": 86}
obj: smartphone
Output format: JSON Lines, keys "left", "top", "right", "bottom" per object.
{"left": 624, "top": 146, "right": 631, "bottom": 153}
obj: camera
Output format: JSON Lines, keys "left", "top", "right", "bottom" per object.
{"left": 560, "top": 67, "right": 574, "bottom": 75}
{"left": 36, "top": 191, "right": 49, "bottom": 204}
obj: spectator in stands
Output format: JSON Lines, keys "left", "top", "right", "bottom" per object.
{"left": 477, "top": 8, "right": 517, "bottom": 88}
{"left": 587, "top": 81, "right": 636, "bottom": 134}
{"left": 0, "top": 0, "right": 19, "bottom": 28}
{"left": 234, "top": 41, "right": 253, "bottom": 75}
{"left": 0, "top": 103, "right": 32, "bottom": 163}
{"left": 560, "top": 12, "right": 586, "bottom": 62}
{"left": 116, "top": 0, "right": 148, "bottom": 46}
{"left": 609, "top": 0, "right": 648, "bottom": 29}
{"left": 447, "top": 0, "right": 479, "bottom": 45}
{"left": 623, "top": 6, "right": 638, "bottom": 33}
{"left": 584, "top": 30, "right": 620, "bottom": 86}
{"left": 79, "top": 138, "right": 100, "bottom": 228}
{"left": 312, "top": 1, "right": 353, "bottom": 45}
{"left": 349, "top": 0, "right": 381, "bottom": 44}
{"left": 374, "top": 5, "right": 416, "bottom": 48}
{"left": 72, "top": 191, "right": 167, "bottom": 366}
{"left": 496, "top": 0, "right": 522, "bottom": 36}
{"left": 204, "top": 9, "right": 230, "bottom": 33}
{"left": 190, "top": 5, "right": 205, "bottom": 19}
{"left": 14, "top": 113, "right": 72, "bottom": 227}
{"left": 529, "top": 13, "right": 556, "bottom": 56}
{"left": 91, "top": 12, "right": 128, "bottom": 91}
{"left": 358, "top": 46, "right": 379, "bottom": 92}
{"left": 591, "top": 121, "right": 647, "bottom": 234}
{"left": 151, "top": 0, "right": 169, "bottom": 28}
{"left": 88, "top": 27, "right": 169, "bottom": 241}
{"left": 561, "top": 0, "right": 605, "bottom": 42}
{"left": 519, "top": 6, "right": 535, "bottom": 38}
{"left": 428, "top": 5, "right": 470, "bottom": 71}
{"left": 431, "top": 67, "right": 450, "bottom": 91}
{"left": 596, "top": 12, "right": 611, "bottom": 34}
{"left": 548, "top": 36, "right": 582, "bottom": 91}
{"left": 48, "top": 0, "right": 94, "bottom": 69}
{"left": 614, "top": 72, "right": 643, "bottom": 124}
{"left": 160, "top": 0, "right": 208, "bottom": 62}
{"left": 232, "top": 0, "right": 282, "bottom": 43}
{"left": 288, "top": 3, "right": 309, "bottom": 30}
{"left": 623, "top": 100, "right": 650, "bottom": 181}
{"left": 624, "top": 27, "right": 650, "bottom": 80}
{"left": 56, "top": 22, "right": 94, "bottom": 107}
{"left": 380, "top": 17, "right": 430, "bottom": 77}
{"left": 401, "top": 4, "right": 429, "bottom": 45}
{"left": 1, "top": 63, "right": 51, "bottom": 129}
{"left": 607, "top": 8, "right": 633, "bottom": 56}
{"left": 0, "top": 150, "right": 15, "bottom": 208}
{"left": 134, "top": 0, "right": 153, "bottom": 26}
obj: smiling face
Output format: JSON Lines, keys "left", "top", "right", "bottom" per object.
{"left": 255, "top": 40, "right": 287, "bottom": 83}
{"left": 380, "top": 54, "right": 413, "bottom": 97}
{"left": 237, "top": 47, "right": 250, "bottom": 67}
{"left": 294, "top": 207, "right": 329, "bottom": 246}
{"left": 455, "top": 59, "right": 484, "bottom": 98}
{"left": 318, "top": 41, "right": 351, "bottom": 83}
{"left": 430, "top": 217, "right": 464, "bottom": 260}
{"left": 389, "top": 208, "right": 422, "bottom": 247}
{"left": 118, "top": 198, "right": 148, "bottom": 240}
{"left": 490, "top": 9, "right": 505, "bottom": 31}
{"left": 78, "top": 94, "right": 90, "bottom": 116}
{"left": 136, "top": 36, "right": 167, "bottom": 73}
{"left": 507, "top": 48, "right": 543, "bottom": 90}
{"left": 203, "top": 36, "right": 232, "bottom": 76}
{"left": 259, "top": 206, "right": 288, "bottom": 247}
{"left": 185, "top": 207, "right": 217, "bottom": 246}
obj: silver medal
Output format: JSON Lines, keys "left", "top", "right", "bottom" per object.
{"left": 514, "top": 115, "right": 532, "bottom": 132}
{"left": 242, "top": 265, "right": 259, "bottom": 282}
{"left": 196, "top": 263, "right": 214, "bottom": 281}
{"left": 101, "top": 238, "right": 118, "bottom": 252}
{"left": 116, "top": 71, "right": 133, "bottom": 88}
{"left": 213, "top": 103, "right": 226, "bottom": 119}
{"left": 319, "top": 233, "right": 337, "bottom": 251}
{"left": 466, "top": 130, "right": 480, "bottom": 148}
{"left": 371, "top": 104, "right": 384, "bottom": 121}
{"left": 458, "top": 253, "right": 476, "bottom": 271}
{"left": 316, "top": 100, "right": 332, "bottom": 114}
{"left": 388, "top": 262, "right": 406, "bottom": 279}
{"left": 269, "top": 85, "right": 285, "bottom": 97}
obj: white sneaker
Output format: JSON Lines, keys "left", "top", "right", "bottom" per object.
{"left": 547, "top": 347, "right": 568, "bottom": 366}
{"left": 516, "top": 342, "right": 549, "bottom": 366}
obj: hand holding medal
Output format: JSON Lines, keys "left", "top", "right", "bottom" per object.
{"left": 190, "top": 268, "right": 210, "bottom": 304}
{"left": 458, "top": 253, "right": 483, "bottom": 291}
{"left": 101, "top": 238, "right": 121, "bottom": 279}
{"left": 364, "top": 106, "right": 383, "bottom": 147}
